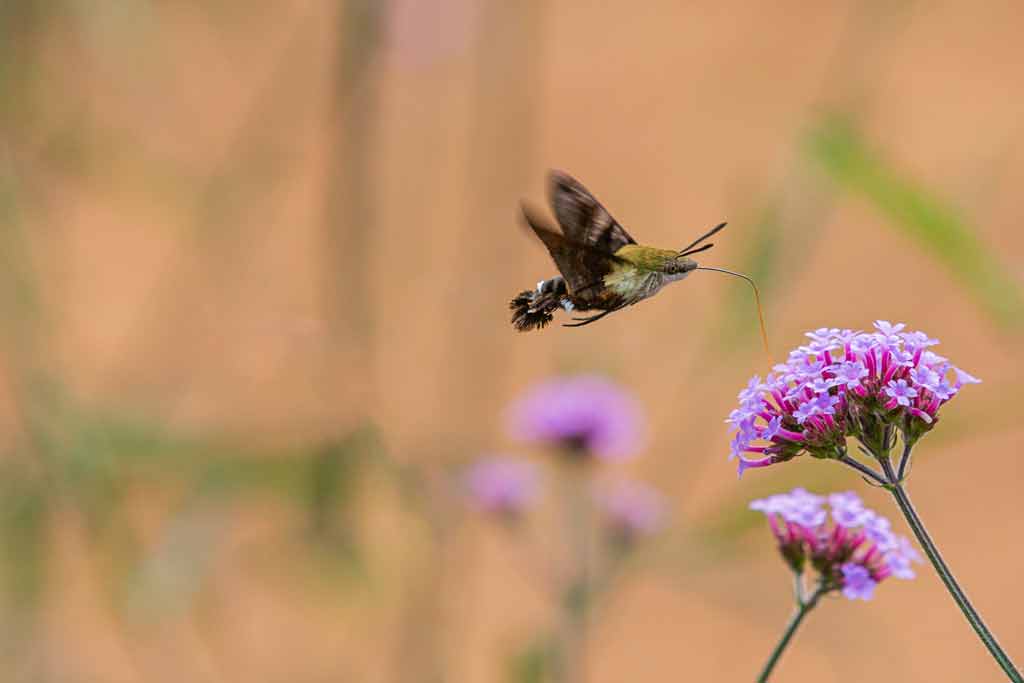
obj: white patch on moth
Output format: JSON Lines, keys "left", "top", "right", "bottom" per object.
{"left": 561, "top": 299, "right": 575, "bottom": 312}
{"left": 536, "top": 280, "right": 545, "bottom": 292}
{"left": 665, "top": 270, "right": 693, "bottom": 284}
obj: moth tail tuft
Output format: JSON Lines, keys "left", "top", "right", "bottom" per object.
{"left": 509, "top": 277, "right": 568, "bottom": 332}
{"left": 510, "top": 290, "right": 554, "bottom": 331}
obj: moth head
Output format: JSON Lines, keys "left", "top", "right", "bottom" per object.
{"left": 664, "top": 256, "right": 699, "bottom": 275}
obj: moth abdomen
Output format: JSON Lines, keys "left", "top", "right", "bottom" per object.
{"left": 510, "top": 276, "right": 573, "bottom": 332}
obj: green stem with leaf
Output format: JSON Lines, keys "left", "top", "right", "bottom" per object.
{"left": 873, "top": 454, "right": 1023, "bottom": 682}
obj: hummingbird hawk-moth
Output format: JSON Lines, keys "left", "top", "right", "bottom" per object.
{"left": 510, "top": 171, "right": 768, "bottom": 348}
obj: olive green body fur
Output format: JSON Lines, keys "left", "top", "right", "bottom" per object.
{"left": 605, "top": 245, "right": 697, "bottom": 302}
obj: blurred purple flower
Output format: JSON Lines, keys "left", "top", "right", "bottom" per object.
{"left": 464, "top": 456, "right": 539, "bottom": 517}
{"left": 750, "top": 488, "right": 919, "bottom": 601}
{"left": 828, "top": 491, "right": 873, "bottom": 528}
{"left": 386, "top": 0, "right": 477, "bottom": 68}
{"left": 599, "top": 480, "right": 666, "bottom": 542}
{"left": 749, "top": 487, "right": 826, "bottom": 527}
{"left": 886, "top": 537, "right": 923, "bottom": 579}
{"left": 508, "top": 376, "right": 645, "bottom": 461}
{"left": 727, "top": 322, "right": 981, "bottom": 475}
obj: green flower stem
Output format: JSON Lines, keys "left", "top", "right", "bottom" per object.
{"left": 878, "top": 456, "right": 1023, "bottom": 682}
{"left": 756, "top": 583, "right": 826, "bottom": 683}
{"left": 837, "top": 452, "right": 887, "bottom": 486}
{"left": 896, "top": 439, "right": 913, "bottom": 481}
{"left": 556, "top": 464, "right": 592, "bottom": 683}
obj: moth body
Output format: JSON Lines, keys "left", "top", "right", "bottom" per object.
{"left": 509, "top": 171, "right": 717, "bottom": 331}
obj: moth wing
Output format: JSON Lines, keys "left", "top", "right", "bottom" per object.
{"left": 548, "top": 170, "right": 637, "bottom": 254}
{"left": 521, "top": 204, "right": 621, "bottom": 299}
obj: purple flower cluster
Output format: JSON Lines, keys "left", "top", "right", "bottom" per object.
{"left": 727, "top": 322, "right": 980, "bottom": 475}
{"left": 466, "top": 376, "right": 664, "bottom": 549}
{"left": 751, "top": 488, "right": 920, "bottom": 600}
{"left": 508, "top": 375, "right": 645, "bottom": 460}
{"left": 464, "top": 456, "right": 539, "bottom": 517}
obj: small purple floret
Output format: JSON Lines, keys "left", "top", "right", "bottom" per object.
{"left": 737, "top": 455, "right": 773, "bottom": 478}
{"left": 749, "top": 488, "right": 826, "bottom": 526}
{"left": 841, "top": 563, "right": 877, "bottom": 600}
{"left": 884, "top": 379, "right": 917, "bottom": 407}
{"left": 833, "top": 360, "right": 869, "bottom": 389}
{"left": 828, "top": 491, "right": 873, "bottom": 527}
{"left": 885, "top": 537, "right": 923, "bottom": 579}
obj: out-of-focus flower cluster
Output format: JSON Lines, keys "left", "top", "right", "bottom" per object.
{"left": 507, "top": 375, "right": 645, "bottom": 461}
{"left": 463, "top": 376, "right": 663, "bottom": 542}
{"left": 465, "top": 457, "right": 539, "bottom": 518}
{"left": 598, "top": 481, "right": 666, "bottom": 545}
{"left": 727, "top": 321, "right": 980, "bottom": 475}
{"left": 751, "top": 488, "right": 920, "bottom": 600}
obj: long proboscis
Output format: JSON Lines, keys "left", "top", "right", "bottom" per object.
{"left": 696, "top": 266, "right": 770, "bottom": 356}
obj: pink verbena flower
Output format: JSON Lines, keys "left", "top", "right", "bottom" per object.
{"left": 464, "top": 456, "right": 539, "bottom": 517}
{"left": 750, "top": 488, "right": 920, "bottom": 601}
{"left": 727, "top": 322, "right": 980, "bottom": 475}
{"left": 599, "top": 480, "right": 666, "bottom": 544}
{"left": 508, "top": 376, "right": 645, "bottom": 461}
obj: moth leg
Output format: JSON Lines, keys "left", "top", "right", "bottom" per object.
{"left": 562, "top": 297, "right": 636, "bottom": 328}
{"left": 562, "top": 310, "right": 615, "bottom": 327}
{"left": 563, "top": 304, "right": 628, "bottom": 328}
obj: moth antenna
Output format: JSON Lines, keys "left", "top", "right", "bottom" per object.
{"left": 678, "top": 242, "right": 715, "bottom": 258}
{"left": 695, "top": 266, "right": 770, "bottom": 357}
{"left": 677, "top": 222, "right": 727, "bottom": 256}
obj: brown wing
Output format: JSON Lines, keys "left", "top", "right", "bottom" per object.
{"left": 548, "top": 170, "right": 637, "bottom": 254}
{"left": 521, "top": 204, "right": 622, "bottom": 299}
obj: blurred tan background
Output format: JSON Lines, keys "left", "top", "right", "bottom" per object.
{"left": 2, "top": 0, "right": 1024, "bottom": 681}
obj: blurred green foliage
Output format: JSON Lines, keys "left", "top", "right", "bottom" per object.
{"left": 712, "top": 112, "right": 1024, "bottom": 363}
{"left": 0, "top": 391, "right": 378, "bottom": 614}
{"left": 506, "top": 637, "right": 555, "bottom": 683}
{"left": 807, "top": 115, "right": 1024, "bottom": 328}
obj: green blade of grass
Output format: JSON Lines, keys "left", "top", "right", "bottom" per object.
{"left": 806, "top": 115, "right": 1024, "bottom": 328}
{"left": 505, "top": 638, "right": 555, "bottom": 683}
